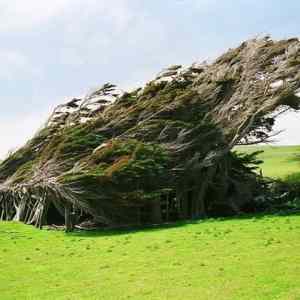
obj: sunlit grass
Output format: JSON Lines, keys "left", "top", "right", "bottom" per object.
{"left": 1, "top": 145, "right": 300, "bottom": 299}
{"left": 237, "top": 145, "right": 300, "bottom": 179}
{"left": 1, "top": 215, "right": 300, "bottom": 300}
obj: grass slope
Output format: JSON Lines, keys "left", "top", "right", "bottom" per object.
{"left": 237, "top": 145, "right": 300, "bottom": 179}
{"left": 1, "top": 214, "right": 300, "bottom": 300}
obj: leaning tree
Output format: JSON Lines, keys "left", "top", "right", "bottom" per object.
{"left": 0, "top": 37, "right": 299, "bottom": 230}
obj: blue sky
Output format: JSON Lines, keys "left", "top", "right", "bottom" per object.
{"left": 1, "top": 0, "right": 300, "bottom": 158}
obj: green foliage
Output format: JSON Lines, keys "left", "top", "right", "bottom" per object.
{"left": 0, "top": 147, "right": 35, "bottom": 181}
{"left": 285, "top": 172, "right": 300, "bottom": 184}
{"left": 117, "top": 92, "right": 138, "bottom": 106}
{"left": 237, "top": 145, "right": 300, "bottom": 212}
{"left": 90, "top": 139, "right": 137, "bottom": 164}
{"left": 57, "top": 126, "right": 104, "bottom": 156}
{"left": 64, "top": 139, "right": 171, "bottom": 195}
{"left": 141, "top": 81, "right": 167, "bottom": 98}
{"left": 231, "top": 150, "right": 263, "bottom": 172}
{"left": 278, "top": 88, "right": 300, "bottom": 109}
{"left": 108, "top": 142, "right": 170, "bottom": 190}
{"left": 10, "top": 160, "right": 35, "bottom": 184}
{"left": 1, "top": 37, "right": 300, "bottom": 225}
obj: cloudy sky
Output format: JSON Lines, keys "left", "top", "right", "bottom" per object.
{"left": 1, "top": 0, "right": 300, "bottom": 158}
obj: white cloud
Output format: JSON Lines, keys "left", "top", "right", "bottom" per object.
{"left": 0, "top": 0, "right": 138, "bottom": 68}
{"left": 0, "top": 0, "right": 133, "bottom": 32}
{"left": 0, "top": 109, "right": 51, "bottom": 159}
{"left": 273, "top": 111, "right": 300, "bottom": 145}
{"left": 0, "top": 50, "right": 39, "bottom": 80}
{"left": 2, "top": 0, "right": 298, "bottom": 160}
{"left": 0, "top": 0, "right": 72, "bottom": 31}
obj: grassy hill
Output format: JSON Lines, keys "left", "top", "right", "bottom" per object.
{"left": 237, "top": 145, "right": 300, "bottom": 180}
{"left": 1, "top": 214, "right": 300, "bottom": 300}
{"left": 1, "top": 145, "right": 300, "bottom": 300}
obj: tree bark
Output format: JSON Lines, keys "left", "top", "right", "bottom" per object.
{"left": 151, "top": 198, "right": 162, "bottom": 224}
{"left": 65, "top": 203, "right": 73, "bottom": 232}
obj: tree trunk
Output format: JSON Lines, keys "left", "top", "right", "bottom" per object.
{"left": 65, "top": 203, "right": 73, "bottom": 232}
{"left": 151, "top": 198, "right": 162, "bottom": 224}
{"left": 195, "top": 166, "right": 217, "bottom": 218}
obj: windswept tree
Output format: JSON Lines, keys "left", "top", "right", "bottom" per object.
{"left": 0, "top": 37, "right": 300, "bottom": 230}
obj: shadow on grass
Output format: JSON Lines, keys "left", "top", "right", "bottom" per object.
{"left": 67, "top": 221, "right": 191, "bottom": 238}
{"left": 66, "top": 210, "right": 300, "bottom": 239}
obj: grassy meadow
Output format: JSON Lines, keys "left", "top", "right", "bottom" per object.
{"left": 1, "top": 215, "right": 300, "bottom": 300}
{"left": 237, "top": 145, "right": 300, "bottom": 180}
{"left": 0, "top": 145, "right": 300, "bottom": 300}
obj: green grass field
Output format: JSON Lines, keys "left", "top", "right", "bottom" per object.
{"left": 1, "top": 215, "right": 300, "bottom": 300}
{"left": 1, "top": 145, "right": 300, "bottom": 300}
{"left": 237, "top": 145, "right": 300, "bottom": 179}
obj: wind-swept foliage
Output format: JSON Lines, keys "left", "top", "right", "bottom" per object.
{"left": 1, "top": 37, "right": 300, "bottom": 230}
